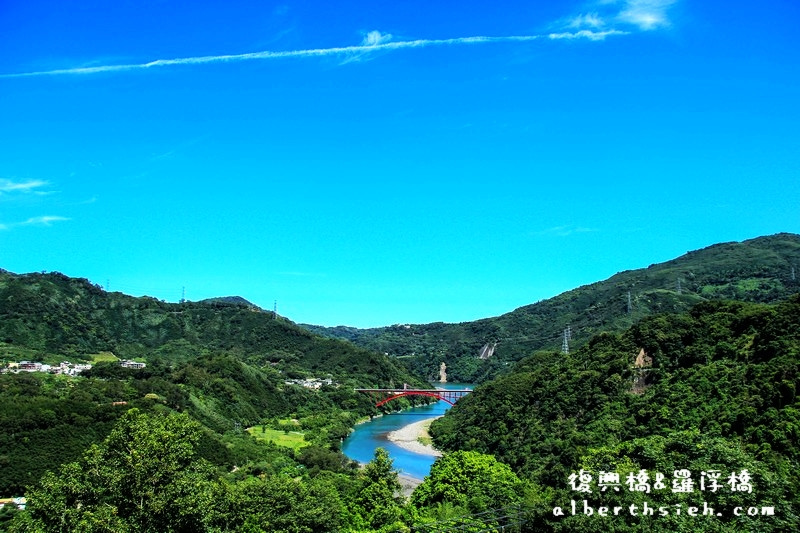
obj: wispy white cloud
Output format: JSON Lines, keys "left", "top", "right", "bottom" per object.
{"left": 0, "top": 178, "right": 49, "bottom": 194}
{"left": 337, "top": 30, "right": 396, "bottom": 65}
{"left": 617, "top": 0, "right": 676, "bottom": 29}
{"left": 0, "top": 179, "right": 69, "bottom": 230}
{"left": 549, "top": 29, "right": 628, "bottom": 41}
{"left": 565, "top": 0, "right": 677, "bottom": 32}
{"left": 568, "top": 13, "right": 606, "bottom": 29}
{"left": 0, "top": 215, "right": 70, "bottom": 230}
{"left": 0, "top": 34, "right": 546, "bottom": 78}
{"left": 0, "top": 31, "right": 624, "bottom": 78}
{"left": 533, "top": 225, "right": 599, "bottom": 237}
{"left": 0, "top": 2, "right": 678, "bottom": 79}
{"left": 361, "top": 30, "right": 393, "bottom": 47}
{"left": 21, "top": 216, "right": 70, "bottom": 226}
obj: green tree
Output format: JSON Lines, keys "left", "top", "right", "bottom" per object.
{"left": 0, "top": 505, "right": 20, "bottom": 533}
{"left": 10, "top": 409, "right": 217, "bottom": 532}
{"left": 351, "top": 448, "right": 405, "bottom": 531}
{"left": 213, "top": 475, "right": 343, "bottom": 532}
{"left": 411, "top": 451, "right": 523, "bottom": 515}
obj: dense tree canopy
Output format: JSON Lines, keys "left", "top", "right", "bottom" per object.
{"left": 411, "top": 450, "right": 523, "bottom": 517}
{"left": 430, "top": 296, "right": 800, "bottom": 531}
{"left": 9, "top": 409, "right": 217, "bottom": 532}
{"left": 2, "top": 241, "right": 799, "bottom": 531}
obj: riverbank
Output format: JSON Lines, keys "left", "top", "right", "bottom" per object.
{"left": 398, "top": 474, "right": 423, "bottom": 498}
{"left": 386, "top": 417, "right": 443, "bottom": 457}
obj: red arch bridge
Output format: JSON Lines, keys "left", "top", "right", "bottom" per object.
{"left": 355, "top": 388, "right": 472, "bottom": 408}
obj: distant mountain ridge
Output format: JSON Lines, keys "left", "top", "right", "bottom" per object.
{"left": 303, "top": 233, "right": 800, "bottom": 382}
{"left": 0, "top": 270, "right": 420, "bottom": 389}
{"left": 199, "top": 295, "right": 264, "bottom": 310}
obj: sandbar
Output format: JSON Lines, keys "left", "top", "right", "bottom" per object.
{"left": 386, "top": 417, "right": 443, "bottom": 457}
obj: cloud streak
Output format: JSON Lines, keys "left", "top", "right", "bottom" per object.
{"left": 0, "top": 215, "right": 70, "bottom": 231}
{"left": 549, "top": 29, "right": 628, "bottom": 41}
{"left": 533, "top": 225, "right": 599, "bottom": 237}
{"left": 0, "top": 180, "right": 67, "bottom": 230}
{"left": 617, "top": 0, "right": 677, "bottom": 30}
{"left": 0, "top": 179, "right": 49, "bottom": 194}
{"left": 0, "top": 2, "right": 678, "bottom": 79}
{"left": 567, "top": 0, "right": 678, "bottom": 32}
{"left": 21, "top": 216, "right": 70, "bottom": 226}
{"left": 1, "top": 31, "right": 625, "bottom": 79}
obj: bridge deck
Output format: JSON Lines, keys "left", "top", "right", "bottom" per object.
{"left": 355, "top": 388, "right": 472, "bottom": 406}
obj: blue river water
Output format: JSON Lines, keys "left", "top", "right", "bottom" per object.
{"left": 342, "top": 383, "right": 472, "bottom": 480}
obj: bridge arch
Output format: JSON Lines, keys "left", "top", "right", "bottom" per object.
{"left": 375, "top": 390, "right": 455, "bottom": 407}
{"left": 355, "top": 388, "right": 471, "bottom": 408}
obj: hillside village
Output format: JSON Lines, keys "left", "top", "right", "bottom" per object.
{"left": 0, "top": 359, "right": 146, "bottom": 375}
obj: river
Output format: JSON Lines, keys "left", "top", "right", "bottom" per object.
{"left": 342, "top": 383, "right": 472, "bottom": 480}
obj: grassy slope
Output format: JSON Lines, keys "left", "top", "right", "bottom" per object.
{"left": 247, "top": 426, "right": 310, "bottom": 451}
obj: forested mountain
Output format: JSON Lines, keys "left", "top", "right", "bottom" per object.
{"left": 430, "top": 296, "right": 800, "bottom": 531}
{"left": 0, "top": 270, "right": 427, "bottom": 496}
{"left": 199, "top": 296, "right": 264, "bottom": 310}
{"left": 304, "top": 233, "right": 800, "bottom": 382}
{"left": 2, "top": 239, "right": 799, "bottom": 531}
{"left": 0, "top": 269, "right": 528, "bottom": 532}
{"left": 0, "top": 269, "right": 420, "bottom": 386}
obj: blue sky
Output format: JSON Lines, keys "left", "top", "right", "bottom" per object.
{"left": 1, "top": 0, "right": 798, "bottom": 327}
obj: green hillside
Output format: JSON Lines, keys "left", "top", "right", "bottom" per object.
{"left": 2, "top": 239, "right": 799, "bottom": 531}
{"left": 430, "top": 296, "right": 800, "bottom": 531}
{"left": 305, "top": 233, "right": 800, "bottom": 382}
{"left": 0, "top": 269, "right": 421, "bottom": 387}
{"left": 0, "top": 271, "right": 428, "bottom": 495}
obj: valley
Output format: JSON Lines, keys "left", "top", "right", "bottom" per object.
{"left": 1, "top": 233, "right": 798, "bottom": 531}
